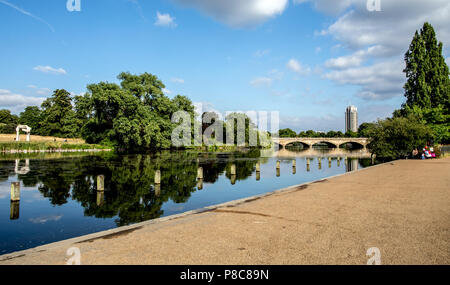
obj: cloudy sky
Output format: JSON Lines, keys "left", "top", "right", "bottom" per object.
{"left": 0, "top": 0, "right": 449, "bottom": 132}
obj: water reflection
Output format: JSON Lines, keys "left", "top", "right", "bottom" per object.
{"left": 0, "top": 148, "right": 372, "bottom": 254}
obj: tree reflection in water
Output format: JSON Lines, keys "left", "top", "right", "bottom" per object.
{"left": 2, "top": 151, "right": 262, "bottom": 226}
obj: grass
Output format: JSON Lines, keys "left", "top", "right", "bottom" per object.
{"left": 0, "top": 134, "right": 110, "bottom": 152}
{"left": 0, "top": 134, "right": 85, "bottom": 143}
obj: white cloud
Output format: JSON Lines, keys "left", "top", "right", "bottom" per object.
{"left": 33, "top": 65, "right": 67, "bottom": 75}
{"left": 324, "top": 59, "right": 405, "bottom": 100}
{"left": 162, "top": 88, "right": 172, "bottom": 95}
{"left": 310, "top": 0, "right": 450, "bottom": 101}
{"left": 174, "top": 0, "right": 288, "bottom": 27}
{"left": 171, "top": 78, "right": 185, "bottom": 84}
{"left": 0, "top": 89, "right": 45, "bottom": 113}
{"left": 155, "top": 11, "right": 177, "bottom": 27}
{"left": 325, "top": 45, "right": 387, "bottom": 69}
{"left": 287, "top": 58, "right": 311, "bottom": 75}
{"left": 250, "top": 77, "right": 273, "bottom": 87}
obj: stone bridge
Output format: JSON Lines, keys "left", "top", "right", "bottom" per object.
{"left": 273, "top": 137, "right": 369, "bottom": 149}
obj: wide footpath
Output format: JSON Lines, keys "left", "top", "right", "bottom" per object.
{"left": 1, "top": 158, "right": 449, "bottom": 265}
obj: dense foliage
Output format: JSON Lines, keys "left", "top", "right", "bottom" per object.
{"left": 365, "top": 115, "right": 434, "bottom": 160}
{"left": 2, "top": 72, "right": 267, "bottom": 151}
{"left": 0, "top": 109, "right": 19, "bottom": 134}
{"left": 400, "top": 22, "right": 450, "bottom": 144}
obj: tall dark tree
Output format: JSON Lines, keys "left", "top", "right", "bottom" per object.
{"left": 40, "top": 89, "right": 79, "bottom": 138}
{"left": 402, "top": 22, "right": 450, "bottom": 143}
{"left": 403, "top": 22, "right": 449, "bottom": 109}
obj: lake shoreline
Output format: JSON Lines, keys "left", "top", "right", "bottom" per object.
{"left": 1, "top": 158, "right": 448, "bottom": 264}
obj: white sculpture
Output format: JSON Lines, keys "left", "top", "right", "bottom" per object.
{"left": 16, "top": 125, "right": 32, "bottom": 142}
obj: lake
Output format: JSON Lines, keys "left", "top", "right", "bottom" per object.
{"left": 0, "top": 148, "right": 373, "bottom": 255}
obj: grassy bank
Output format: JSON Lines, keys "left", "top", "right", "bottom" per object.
{"left": 0, "top": 141, "right": 111, "bottom": 153}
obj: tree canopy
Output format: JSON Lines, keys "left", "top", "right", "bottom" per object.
{"left": 401, "top": 22, "right": 450, "bottom": 143}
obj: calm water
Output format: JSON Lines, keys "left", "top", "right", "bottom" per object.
{"left": 0, "top": 148, "right": 372, "bottom": 255}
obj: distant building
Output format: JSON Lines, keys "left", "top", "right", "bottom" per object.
{"left": 345, "top": 106, "right": 358, "bottom": 133}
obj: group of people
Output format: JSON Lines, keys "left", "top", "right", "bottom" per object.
{"left": 412, "top": 146, "right": 436, "bottom": 159}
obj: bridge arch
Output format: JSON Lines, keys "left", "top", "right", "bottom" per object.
{"left": 285, "top": 141, "right": 310, "bottom": 148}
{"left": 338, "top": 141, "right": 366, "bottom": 149}
{"left": 311, "top": 141, "right": 338, "bottom": 148}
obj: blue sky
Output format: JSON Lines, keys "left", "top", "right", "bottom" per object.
{"left": 1, "top": 0, "right": 449, "bottom": 132}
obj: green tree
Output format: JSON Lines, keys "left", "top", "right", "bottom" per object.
{"left": 402, "top": 22, "right": 449, "bottom": 143}
{"left": 344, "top": 130, "right": 358, "bottom": 138}
{"left": 358, "top": 122, "right": 376, "bottom": 138}
{"left": 404, "top": 23, "right": 449, "bottom": 109}
{"left": 0, "top": 109, "right": 19, "bottom": 134}
{"left": 79, "top": 72, "right": 196, "bottom": 150}
{"left": 279, "top": 128, "right": 297, "bottom": 138}
{"left": 40, "top": 89, "right": 79, "bottom": 138}
{"left": 367, "top": 115, "right": 433, "bottom": 160}
{"left": 19, "top": 106, "right": 42, "bottom": 133}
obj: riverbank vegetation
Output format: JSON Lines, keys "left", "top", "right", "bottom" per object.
{"left": 0, "top": 141, "right": 110, "bottom": 153}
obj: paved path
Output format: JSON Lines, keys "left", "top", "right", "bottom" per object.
{"left": 1, "top": 159, "right": 449, "bottom": 265}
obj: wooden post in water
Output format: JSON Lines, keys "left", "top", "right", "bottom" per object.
{"left": 256, "top": 172, "right": 260, "bottom": 181}
{"left": 197, "top": 167, "right": 203, "bottom": 180}
{"left": 10, "top": 182, "right": 20, "bottom": 201}
{"left": 292, "top": 160, "right": 296, "bottom": 167}
{"left": 230, "top": 164, "right": 236, "bottom": 175}
{"left": 318, "top": 157, "right": 322, "bottom": 170}
{"left": 276, "top": 160, "right": 281, "bottom": 169}
{"left": 96, "top": 191, "right": 104, "bottom": 206}
{"left": 337, "top": 157, "right": 341, "bottom": 167}
{"left": 231, "top": 164, "right": 236, "bottom": 185}
{"left": 231, "top": 175, "right": 236, "bottom": 185}
{"left": 197, "top": 179, "right": 203, "bottom": 190}
{"left": 97, "top": 175, "right": 105, "bottom": 191}
{"left": 155, "top": 170, "right": 161, "bottom": 185}
{"left": 328, "top": 157, "right": 332, "bottom": 168}
{"left": 197, "top": 166, "right": 204, "bottom": 190}
{"left": 255, "top": 161, "right": 261, "bottom": 172}
{"left": 155, "top": 184, "right": 161, "bottom": 197}
{"left": 10, "top": 201, "right": 19, "bottom": 220}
